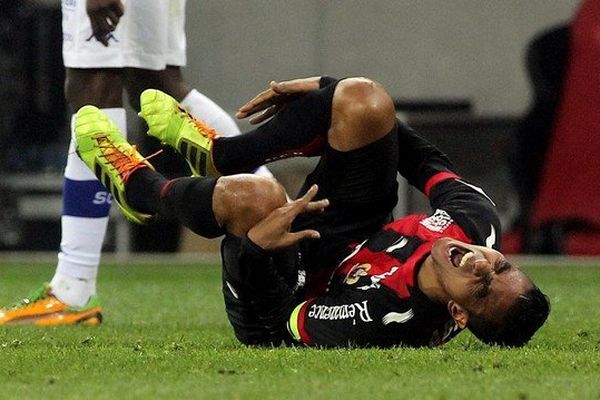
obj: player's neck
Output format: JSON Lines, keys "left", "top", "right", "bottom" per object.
{"left": 417, "top": 254, "right": 450, "bottom": 304}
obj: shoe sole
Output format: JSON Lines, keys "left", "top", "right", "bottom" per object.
{"left": 1, "top": 307, "right": 103, "bottom": 326}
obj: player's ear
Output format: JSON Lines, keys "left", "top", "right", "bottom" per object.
{"left": 447, "top": 300, "right": 469, "bottom": 329}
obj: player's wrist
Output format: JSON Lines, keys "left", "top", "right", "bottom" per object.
{"left": 242, "top": 234, "right": 272, "bottom": 257}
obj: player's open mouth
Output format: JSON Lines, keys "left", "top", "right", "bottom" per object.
{"left": 448, "top": 247, "right": 475, "bottom": 268}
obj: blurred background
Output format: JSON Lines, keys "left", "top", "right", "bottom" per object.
{"left": 2, "top": 0, "right": 597, "bottom": 257}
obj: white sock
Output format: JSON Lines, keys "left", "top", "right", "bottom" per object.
{"left": 50, "top": 271, "right": 97, "bottom": 308}
{"left": 181, "top": 89, "right": 273, "bottom": 178}
{"left": 50, "top": 108, "right": 127, "bottom": 307}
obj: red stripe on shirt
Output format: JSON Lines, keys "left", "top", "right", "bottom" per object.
{"left": 424, "top": 172, "right": 460, "bottom": 197}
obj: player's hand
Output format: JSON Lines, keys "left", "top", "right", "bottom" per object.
{"left": 87, "top": 0, "right": 124, "bottom": 46}
{"left": 236, "top": 76, "right": 322, "bottom": 124}
{"left": 248, "top": 185, "right": 329, "bottom": 251}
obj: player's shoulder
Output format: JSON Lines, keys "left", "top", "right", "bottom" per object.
{"left": 385, "top": 211, "right": 465, "bottom": 238}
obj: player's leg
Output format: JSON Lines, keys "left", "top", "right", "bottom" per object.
{"left": 139, "top": 77, "right": 395, "bottom": 175}
{"left": 137, "top": 77, "right": 399, "bottom": 271}
{"left": 71, "top": 104, "right": 288, "bottom": 253}
{"left": 137, "top": 76, "right": 398, "bottom": 224}
{"left": 125, "top": 162, "right": 293, "bottom": 346}
{"left": 51, "top": 0, "right": 172, "bottom": 318}
{"left": 0, "top": 0, "right": 142, "bottom": 325}
{"left": 52, "top": 68, "right": 128, "bottom": 306}
{"left": 215, "top": 77, "right": 395, "bottom": 173}
{"left": 125, "top": 66, "right": 273, "bottom": 178}
{"left": 73, "top": 104, "right": 293, "bottom": 344}
{"left": 290, "top": 78, "right": 400, "bottom": 269}
{"left": 124, "top": 166, "right": 296, "bottom": 347}
{"left": 72, "top": 104, "right": 295, "bottom": 344}
{"left": 124, "top": 66, "right": 274, "bottom": 251}
{"left": 139, "top": 81, "right": 336, "bottom": 176}
{"left": 73, "top": 104, "right": 287, "bottom": 235}
{"left": 0, "top": 69, "right": 123, "bottom": 325}
{"left": 53, "top": 0, "right": 155, "bottom": 314}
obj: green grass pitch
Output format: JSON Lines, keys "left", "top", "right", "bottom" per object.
{"left": 0, "top": 261, "right": 599, "bottom": 399}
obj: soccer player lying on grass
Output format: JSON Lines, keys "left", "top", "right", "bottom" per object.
{"left": 72, "top": 75, "right": 549, "bottom": 347}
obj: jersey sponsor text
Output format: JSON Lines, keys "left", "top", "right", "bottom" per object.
{"left": 307, "top": 300, "right": 373, "bottom": 322}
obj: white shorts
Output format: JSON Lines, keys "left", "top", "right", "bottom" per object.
{"left": 62, "top": 0, "right": 187, "bottom": 70}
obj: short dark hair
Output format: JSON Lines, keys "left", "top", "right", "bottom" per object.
{"left": 467, "top": 286, "right": 550, "bottom": 347}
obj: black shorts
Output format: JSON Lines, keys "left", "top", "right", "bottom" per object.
{"left": 221, "top": 127, "right": 399, "bottom": 345}
{"left": 293, "top": 127, "right": 399, "bottom": 271}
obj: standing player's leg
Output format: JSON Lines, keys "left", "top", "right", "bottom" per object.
{"left": 0, "top": 69, "right": 124, "bottom": 325}
{"left": 1, "top": 0, "right": 153, "bottom": 325}
{"left": 51, "top": 69, "right": 129, "bottom": 308}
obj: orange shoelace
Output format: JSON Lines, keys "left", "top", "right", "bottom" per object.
{"left": 96, "top": 135, "right": 162, "bottom": 181}
{"left": 177, "top": 105, "right": 219, "bottom": 140}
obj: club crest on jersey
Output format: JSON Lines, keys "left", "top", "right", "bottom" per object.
{"left": 344, "top": 263, "right": 371, "bottom": 285}
{"left": 420, "top": 209, "right": 453, "bottom": 233}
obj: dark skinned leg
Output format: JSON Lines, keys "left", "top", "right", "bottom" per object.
{"left": 51, "top": 68, "right": 126, "bottom": 306}
{"left": 123, "top": 66, "right": 191, "bottom": 109}
{"left": 64, "top": 68, "right": 124, "bottom": 110}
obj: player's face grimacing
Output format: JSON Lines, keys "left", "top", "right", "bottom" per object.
{"left": 429, "top": 238, "right": 532, "bottom": 328}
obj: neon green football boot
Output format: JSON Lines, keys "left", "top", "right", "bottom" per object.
{"left": 139, "top": 89, "right": 219, "bottom": 177}
{"left": 75, "top": 105, "right": 154, "bottom": 224}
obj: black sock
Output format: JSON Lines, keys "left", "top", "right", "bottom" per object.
{"left": 126, "top": 168, "right": 168, "bottom": 214}
{"left": 212, "top": 80, "right": 339, "bottom": 175}
{"left": 126, "top": 169, "right": 224, "bottom": 238}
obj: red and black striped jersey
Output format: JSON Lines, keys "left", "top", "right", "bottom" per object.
{"left": 288, "top": 174, "right": 500, "bottom": 347}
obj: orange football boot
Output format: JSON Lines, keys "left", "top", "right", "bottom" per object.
{"left": 0, "top": 283, "right": 102, "bottom": 326}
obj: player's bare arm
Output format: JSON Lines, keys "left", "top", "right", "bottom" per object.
{"left": 248, "top": 185, "right": 329, "bottom": 251}
{"left": 87, "top": 0, "right": 124, "bottom": 46}
{"left": 236, "top": 76, "right": 322, "bottom": 124}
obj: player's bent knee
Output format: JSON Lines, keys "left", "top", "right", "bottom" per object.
{"left": 330, "top": 78, "right": 396, "bottom": 150}
{"left": 213, "top": 175, "right": 287, "bottom": 237}
{"left": 335, "top": 78, "right": 397, "bottom": 130}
